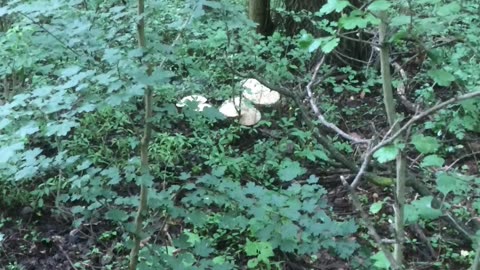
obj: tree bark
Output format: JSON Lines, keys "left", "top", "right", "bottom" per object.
{"left": 248, "top": 0, "right": 274, "bottom": 36}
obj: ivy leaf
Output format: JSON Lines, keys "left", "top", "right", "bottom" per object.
{"left": 420, "top": 155, "right": 445, "bottom": 168}
{"left": 411, "top": 134, "right": 440, "bottom": 154}
{"left": 373, "top": 145, "right": 399, "bottom": 163}
{"left": 367, "top": 0, "right": 391, "bottom": 11}
{"left": 277, "top": 159, "right": 306, "bottom": 182}
{"left": 428, "top": 69, "right": 455, "bottom": 86}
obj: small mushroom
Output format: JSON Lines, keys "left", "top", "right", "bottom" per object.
{"left": 241, "top": 78, "right": 280, "bottom": 106}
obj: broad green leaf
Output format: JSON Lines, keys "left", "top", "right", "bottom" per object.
{"left": 367, "top": 0, "right": 391, "bottom": 12}
{"left": 46, "top": 120, "right": 78, "bottom": 136}
{"left": 136, "top": 173, "right": 154, "bottom": 186}
{"left": 0, "top": 118, "right": 11, "bottom": 129}
{"left": 420, "top": 155, "right": 445, "bottom": 168}
{"left": 298, "top": 32, "right": 314, "bottom": 49}
{"left": 16, "top": 122, "right": 39, "bottom": 137}
{"left": 339, "top": 14, "right": 367, "bottom": 30}
{"left": 321, "top": 37, "right": 340, "bottom": 53}
{"left": 184, "top": 231, "right": 201, "bottom": 246}
{"left": 319, "top": 0, "right": 349, "bottom": 15}
{"left": 428, "top": 69, "right": 455, "bottom": 87}
{"left": 308, "top": 38, "right": 322, "bottom": 53}
{"left": 247, "top": 258, "right": 259, "bottom": 268}
{"left": 404, "top": 204, "right": 419, "bottom": 224}
{"left": 436, "top": 173, "right": 470, "bottom": 195}
{"left": 193, "top": 239, "right": 214, "bottom": 257}
{"left": 59, "top": 65, "right": 81, "bottom": 77}
{"left": 0, "top": 143, "right": 24, "bottom": 163}
{"left": 373, "top": 145, "right": 399, "bottom": 163}
{"left": 277, "top": 159, "right": 306, "bottom": 181}
{"left": 437, "top": 2, "right": 461, "bottom": 16}
{"left": 411, "top": 134, "right": 440, "bottom": 154}
{"left": 436, "top": 173, "right": 456, "bottom": 195}
{"left": 390, "top": 15, "right": 410, "bottom": 26}
{"left": 369, "top": 201, "right": 383, "bottom": 214}
{"left": 411, "top": 196, "right": 442, "bottom": 220}
{"left": 371, "top": 251, "right": 390, "bottom": 269}
{"left": 105, "top": 209, "right": 129, "bottom": 222}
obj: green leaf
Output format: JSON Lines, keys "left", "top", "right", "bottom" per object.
{"left": 321, "top": 37, "right": 340, "bottom": 53}
{"left": 420, "top": 155, "right": 445, "bottom": 168}
{"left": 411, "top": 196, "right": 442, "bottom": 221}
{"left": 427, "top": 69, "right": 455, "bottom": 87}
{"left": 46, "top": 120, "right": 78, "bottom": 136}
{"left": 0, "top": 143, "right": 24, "bottom": 163}
{"left": 371, "top": 251, "right": 390, "bottom": 269}
{"left": 373, "top": 145, "right": 399, "bottom": 163}
{"left": 136, "top": 173, "right": 154, "bottom": 186}
{"left": 436, "top": 173, "right": 470, "bottom": 196}
{"left": 339, "top": 14, "right": 367, "bottom": 30}
{"left": 308, "top": 38, "right": 322, "bottom": 53}
{"left": 390, "top": 15, "right": 411, "bottom": 26}
{"left": 105, "top": 209, "right": 129, "bottom": 222}
{"left": 247, "top": 258, "right": 259, "bottom": 268}
{"left": 319, "top": 0, "right": 350, "bottom": 15}
{"left": 369, "top": 201, "right": 383, "bottom": 214}
{"left": 411, "top": 134, "right": 440, "bottom": 154}
{"left": 436, "top": 173, "right": 456, "bottom": 195}
{"left": 16, "top": 122, "right": 39, "bottom": 137}
{"left": 437, "top": 2, "right": 461, "bottom": 16}
{"left": 60, "top": 65, "right": 81, "bottom": 77}
{"left": 277, "top": 159, "right": 306, "bottom": 181}
{"left": 298, "top": 32, "right": 314, "bottom": 50}
{"left": 367, "top": 0, "right": 391, "bottom": 11}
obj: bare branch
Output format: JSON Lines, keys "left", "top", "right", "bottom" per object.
{"left": 306, "top": 56, "right": 370, "bottom": 144}
{"left": 370, "top": 90, "right": 480, "bottom": 156}
{"left": 340, "top": 176, "right": 400, "bottom": 270}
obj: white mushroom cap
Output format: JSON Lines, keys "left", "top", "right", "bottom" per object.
{"left": 219, "top": 97, "right": 262, "bottom": 126}
{"left": 239, "top": 107, "right": 261, "bottom": 126}
{"left": 176, "top": 95, "right": 208, "bottom": 107}
{"left": 241, "top": 79, "right": 280, "bottom": 106}
{"left": 196, "top": 103, "right": 212, "bottom": 111}
{"left": 218, "top": 97, "right": 248, "bottom": 117}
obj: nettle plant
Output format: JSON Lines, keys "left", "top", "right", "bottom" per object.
{"left": 0, "top": 0, "right": 362, "bottom": 269}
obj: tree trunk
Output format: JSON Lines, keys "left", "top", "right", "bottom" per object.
{"left": 248, "top": 0, "right": 275, "bottom": 36}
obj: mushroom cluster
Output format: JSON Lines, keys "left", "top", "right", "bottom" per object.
{"left": 176, "top": 79, "right": 280, "bottom": 126}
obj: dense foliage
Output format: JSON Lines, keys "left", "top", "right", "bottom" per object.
{"left": 1, "top": 0, "right": 480, "bottom": 269}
